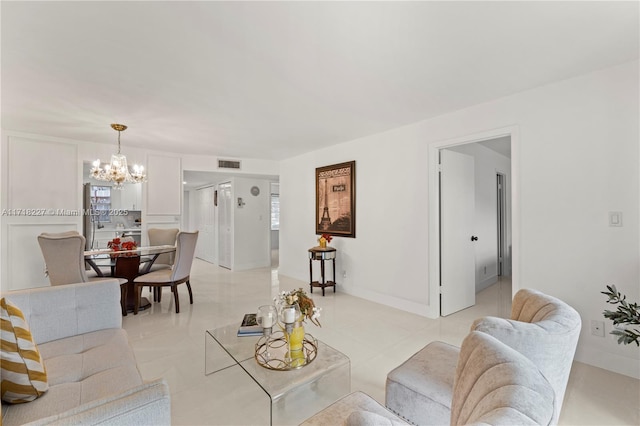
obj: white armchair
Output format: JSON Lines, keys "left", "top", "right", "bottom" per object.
{"left": 385, "top": 288, "right": 581, "bottom": 425}
{"left": 302, "top": 331, "right": 555, "bottom": 425}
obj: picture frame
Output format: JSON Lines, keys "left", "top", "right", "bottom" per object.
{"left": 315, "top": 161, "right": 356, "bottom": 238}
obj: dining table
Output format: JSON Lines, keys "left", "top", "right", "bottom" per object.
{"left": 84, "top": 245, "right": 176, "bottom": 314}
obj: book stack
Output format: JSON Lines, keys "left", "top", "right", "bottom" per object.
{"left": 237, "top": 313, "right": 263, "bottom": 337}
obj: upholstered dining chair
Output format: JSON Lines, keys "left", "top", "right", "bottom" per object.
{"left": 38, "top": 231, "right": 98, "bottom": 285}
{"left": 37, "top": 231, "right": 128, "bottom": 314}
{"left": 133, "top": 231, "right": 198, "bottom": 314}
{"left": 141, "top": 228, "right": 179, "bottom": 302}
{"left": 144, "top": 228, "right": 179, "bottom": 272}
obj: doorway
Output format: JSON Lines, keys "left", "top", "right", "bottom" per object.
{"left": 217, "top": 182, "right": 232, "bottom": 269}
{"left": 428, "top": 128, "right": 517, "bottom": 318}
{"left": 497, "top": 172, "right": 506, "bottom": 277}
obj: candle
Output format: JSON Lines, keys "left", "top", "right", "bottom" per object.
{"left": 262, "top": 312, "right": 273, "bottom": 328}
{"left": 283, "top": 307, "right": 295, "bottom": 323}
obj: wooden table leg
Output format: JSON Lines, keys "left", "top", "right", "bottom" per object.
{"left": 332, "top": 258, "right": 336, "bottom": 293}
{"left": 115, "top": 256, "right": 150, "bottom": 314}
{"left": 120, "top": 284, "right": 127, "bottom": 316}
{"left": 309, "top": 258, "right": 313, "bottom": 293}
{"left": 320, "top": 259, "right": 326, "bottom": 296}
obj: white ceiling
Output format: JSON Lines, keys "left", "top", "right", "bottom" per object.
{"left": 2, "top": 1, "right": 638, "bottom": 161}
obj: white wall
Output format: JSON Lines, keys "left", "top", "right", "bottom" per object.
{"left": 279, "top": 60, "right": 639, "bottom": 378}
{"left": 447, "top": 143, "right": 512, "bottom": 291}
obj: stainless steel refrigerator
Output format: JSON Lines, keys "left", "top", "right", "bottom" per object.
{"left": 82, "top": 183, "right": 103, "bottom": 250}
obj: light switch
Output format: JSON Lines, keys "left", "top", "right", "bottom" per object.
{"left": 609, "top": 211, "right": 623, "bottom": 227}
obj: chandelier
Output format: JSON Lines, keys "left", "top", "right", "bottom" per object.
{"left": 91, "top": 124, "right": 146, "bottom": 189}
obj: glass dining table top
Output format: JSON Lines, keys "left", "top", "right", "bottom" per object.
{"left": 84, "top": 244, "right": 175, "bottom": 258}
{"left": 84, "top": 244, "right": 175, "bottom": 275}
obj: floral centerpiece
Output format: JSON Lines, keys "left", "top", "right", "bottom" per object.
{"left": 107, "top": 237, "right": 137, "bottom": 257}
{"left": 318, "top": 233, "right": 333, "bottom": 248}
{"left": 273, "top": 288, "right": 321, "bottom": 367}
{"left": 275, "top": 288, "right": 322, "bottom": 327}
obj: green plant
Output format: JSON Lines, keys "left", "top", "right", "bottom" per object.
{"left": 601, "top": 285, "right": 640, "bottom": 346}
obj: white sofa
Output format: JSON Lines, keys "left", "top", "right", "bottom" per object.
{"left": 1, "top": 280, "right": 170, "bottom": 425}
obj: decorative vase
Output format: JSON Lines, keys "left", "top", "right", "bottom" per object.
{"left": 285, "top": 322, "right": 306, "bottom": 367}
{"left": 287, "top": 322, "right": 305, "bottom": 351}
{"left": 319, "top": 237, "right": 327, "bottom": 248}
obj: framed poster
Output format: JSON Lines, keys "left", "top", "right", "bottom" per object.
{"left": 315, "top": 161, "right": 356, "bottom": 238}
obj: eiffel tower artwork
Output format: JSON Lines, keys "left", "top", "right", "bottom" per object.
{"left": 319, "top": 179, "right": 332, "bottom": 230}
{"left": 316, "top": 161, "right": 355, "bottom": 237}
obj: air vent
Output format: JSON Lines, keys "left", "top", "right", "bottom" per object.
{"left": 218, "top": 159, "right": 241, "bottom": 170}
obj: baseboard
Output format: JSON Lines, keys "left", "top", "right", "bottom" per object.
{"left": 477, "top": 275, "right": 498, "bottom": 292}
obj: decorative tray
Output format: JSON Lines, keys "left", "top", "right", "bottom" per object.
{"left": 254, "top": 331, "right": 318, "bottom": 371}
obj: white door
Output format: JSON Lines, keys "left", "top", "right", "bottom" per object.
{"left": 196, "top": 186, "right": 216, "bottom": 263}
{"left": 217, "top": 182, "right": 232, "bottom": 269}
{"left": 440, "top": 149, "right": 476, "bottom": 316}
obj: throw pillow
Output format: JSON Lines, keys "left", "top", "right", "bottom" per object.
{"left": 0, "top": 297, "right": 48, "bottom": 403}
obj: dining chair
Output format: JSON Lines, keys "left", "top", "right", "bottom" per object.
{"left": 38, "top": 231, "right": 95, "bottom": 285}
{"left": 140, "top": 228, "right": 179, "bottom": 302}
{"left": 37, "top": 231, "right": 128, "bottom": 314}
{"left": 145, "top": 228, "right": 179, "bottom": 272}
{"left": 133, "top": 231, "right": 198, "bottom": 314}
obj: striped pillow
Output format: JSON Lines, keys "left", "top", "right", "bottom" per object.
{"left": 0, "top": 297, "right": 48, "bottom": 403}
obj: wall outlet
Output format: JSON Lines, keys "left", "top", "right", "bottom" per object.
{"left": 591, "top": 320, "right": 605, "bottom": 337}
{"left": 342, "top": 270, "right": 347, "bottom": 279}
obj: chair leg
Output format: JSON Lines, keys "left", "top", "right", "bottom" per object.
{"left": 186, "top": 280, "right": 193, "bottom": 305}
{"left": 157, "top": 287, "right": 162, "bottom": 303}
{"left": 134, "top": 284, "right": 143, "bottom": 315}
{"left": 173, "top": 284, "right": 180, "bottom": 313}
{"left": 120, "top": 284, "right": 127, "bottom": 316}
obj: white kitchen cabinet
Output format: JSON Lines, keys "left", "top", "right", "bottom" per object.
{"left": 93, "top": 230, "right": 118, "bottom": 249}
{"left": 121, "top": 183, "right": 142, "bottom": 211}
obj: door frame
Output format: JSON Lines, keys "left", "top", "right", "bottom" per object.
{"left": 427, "top": 126, "right": 520, "bottom": 318}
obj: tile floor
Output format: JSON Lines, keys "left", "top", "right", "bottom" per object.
{"left": 123, "top": 259, "right": 640, "bottom": 425}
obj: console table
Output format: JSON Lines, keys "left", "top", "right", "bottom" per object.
{"left": 308, "top": 246, "right": 337, "bottom": 296}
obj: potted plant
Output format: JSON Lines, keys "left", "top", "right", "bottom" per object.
{"left": 602, "top": 285, "right": 640, "bottom": 346}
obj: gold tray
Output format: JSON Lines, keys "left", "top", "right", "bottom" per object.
{"left": 254, "top": 331, "right": 318, "bottom": 371}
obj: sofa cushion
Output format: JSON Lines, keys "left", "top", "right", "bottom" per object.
{"left": 301, "top": 391, "right": 408, "bottom": 425}
{"left": 1, "top": 328, "right": 144, "bottom": 425}
{"left": 345, "top": 410, "right": 407, "bottom": 426}
{"left": 385, "top": 341, "right": 459, "bottom": 425}
{"left": 0, "top": 298, "right": 48, "bottom": 404}
{"left": 3, "top": 280, "right": 122, "bottom": 346}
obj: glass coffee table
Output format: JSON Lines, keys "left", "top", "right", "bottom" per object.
{"left": 205, "top": 324, "right": 351, "bottom": 425}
